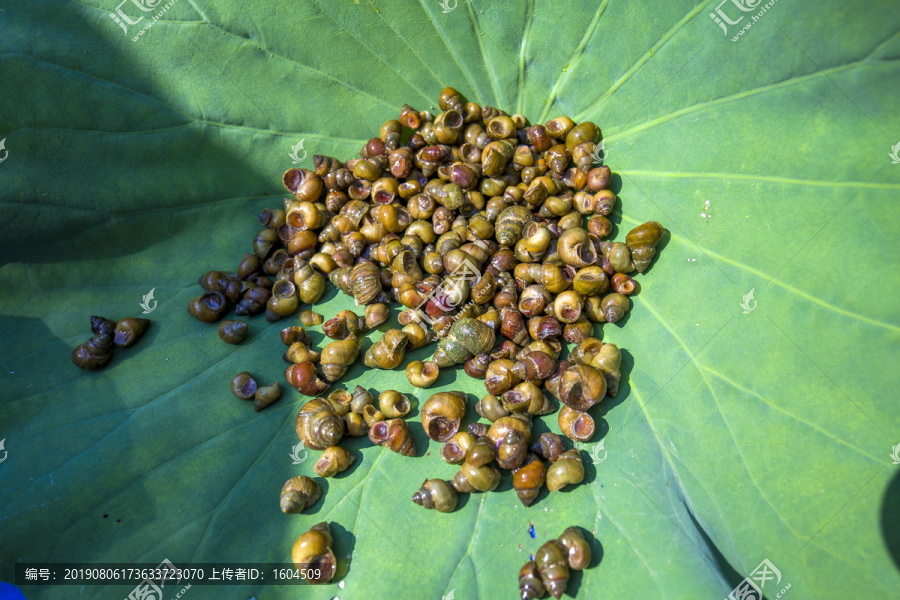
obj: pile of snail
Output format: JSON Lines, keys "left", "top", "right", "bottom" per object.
{"left": 520, "top": 526, "right": 592, "bottom": 599}
{"left": 182, "top": 86, "right": 667, "bottom": 590}
{"left": 71, "top": 316, "right": 151, "bottom": 370}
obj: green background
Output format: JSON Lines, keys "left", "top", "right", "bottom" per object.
{"left": 1, "top": 0, "right": 899, "bottom": 598}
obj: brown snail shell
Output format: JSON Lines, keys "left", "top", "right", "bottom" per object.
{"left": 558, "top": 526, "right": 592, "bottom": 570}
{"left": 364, "top": 329, "right": 408, "bottom": 369}
{"left": 497, "top": 430, "right": 528, "bottom": 470}
{"left": 535, "top": 539, "right": 569, "bottom": 599}
{"left": 421, "top": 391, "right": 467, "bottom": 442}
{"left": 113, "top": 318, "right": 151, "bottom": 348}
{"left": 600, "top": 292, "right": 629, "bottom": 324}
{"left": 495, "top": 205, "right": 534, "bottom": 247}
{"left": 314, "top": 446, "right": 356, "bottom": 477}
{"left": 320, "top": 335, "right": 360, "bottom": 382}
{"left": 531, "top": 432, "right": 567, "bottom": 463}
{"left": 368, "top": 418, "right": 416, "bottom": 456}
{"left": 350, "top": 261, "right": 382, "bottom": 305}
{"left": 323, "top": 309, "right": 365, "bottom": 339}
{"left": 474, "top": 393, "right": 508, "bottom": 422}
{"left": 254, "top": 382, "right": 282, "bottom": 412}
{"left": 187, "top": 291, "right": 228, "bottom": 323}
{"left": 284, "top": 362, "right": 330, "bottom": 397}
{"left": 519, "top": 560, "right": 547, "bottom": 600}
{"left": 295, "top": 398, "right": 344, "bottom": 450}
{"left": 412, "top": 478, "right": 458, "bottom": 513}
{"left": 90, "top": 316, "right": 117, "bottom": 336}
{"left": 291, "top": 522, "right": 336, "bottom": 583}
{"left": 484, "top": 358, "right": 522, "bottom": 396}
{"left": 71, "top": 333, "right": 113, "bottom": 370}
{"left": 557, "top": 364, "right": 607, "bottom": 411}
{"left": 591, "top": 342, "right": 622, "bottom": 398}
{"left": 280, "top": 476, "right": 322, "bottom": 514}
{"left": 487, "top": 414, "right": 532, "bottom": 447}
{"left": 546, "top": 449, "right": 584, "bottom": 492}
{"left": 569, "top": 337, "right": 604, "bottom": 366}
{"left": 625, "top": 221, "right": 665, "bottom": 273}
{"left": 451, "top": 460, "right": 501, "bottom": 493}
{"left": 407, "top": 360, "right": 440, "bottom": 388}
{"left": 513, "top": 453, "right": 547, "bottom": 506}
{"left": 558, "top": 406, "right": 595, "bottom": 442}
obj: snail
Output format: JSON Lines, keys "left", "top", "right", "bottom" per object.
{"left": 440, "top": 431, "right": 476, "bottom": 465}
{"left": 591, "top": 342, "right": 622, "bottom": 397}
{"left": 556, "top": 364, "right": 607, "bottom": 411}
{"left": 365, "top": 303, "right": 389, "bottom": 329}
{"left": 364, "top": 329, "right": 408, "bottom": 369}
{"left": 254, "top": 382, "right": 282, "bottom": 412}
{"left": 467, "top": 435, "right": 496, "bottom": 468}
{"left": 558, "top": 228, "right": 598, "bottom": 268}
{"left": 378, "top": 390, "right": 411, "bottom": 419}
{"left": 280, "top": 476, "right": 321, "bottom": 514}
{"left": 546, "top": 449, "right": 584, "bottom": 492}
{"left": 626, "top": 220, "right": 665, "bottom": 273}
{"left": 412, "top": 479, "right": 458, "bottom": 513}
{"left": 511, "top": 350, "right": 557, "bottom": 382}
{"left": 451, "top": 460, "right": 501, "bottom": 493}
{"left": 513, "top": 453, "right": 547, "bottom": 506}
{"left": 558, "top": 526, "right": 592, "bottom": 570}
{"left": 558, "top": 406, "right": 595, "bottom": 442}
{"left": 362, "top": 405, "right": 385, "bottom": 427}
{"left": 600, "top": 292, "right": 629, "bottom": 324}
{"left": 187, "top": 291, "right": 228, "bottom": 323}
{"left": 291, "top": 522, "right": 336, "bottom": 583}
{"left": 90, "top": 316, "right": 117, "bottom": 336}
{"left": 568, "top": 337, "right": 604, "bottom": 366}
{"left": 320, "top": 334, "right": 360, "bottom": 382}
{"left": 293, "top": 263, "right": 326, "bottom": 304}
{"left": 474, "top": 394, "right": 509, "bottom": 422}
{"left": 113, "top": 318, "right": 151, "bottom": 348}
{"left": 535, "top": 539, "right": 569, "bottom": 599}
{"left": 421, "top": 391, "right": 467, "bottom": 442}
{"left": 407, "top": 360, "right": 440, "bottom": 388}
{"left": 432, "top": 318, "right": 495, "bottom": 368}
{"left": 495, "top": 205, "right": 534, "bottom": 247}
{"left": 284, "top": 362, "right": 330, "bottom": 397}
{"left": 295, "top": 398, "right": 344, "bottom": 450}
{"left": 501, "top": 382, "right": 553, "bottom": 416}
{"left": 350, "top": 260, "right": 382, "bottom": 305}
{"left": 342, "top": 412, "right": 368, "bottom": 437}
{"left": 500, "top": 307, "right": 529, "bottom": 345}
{"left": 368, "top": 418, "right": 416, "bottom": 456}
{"left": 298, "top": 309, "right": 323, "bottom": 327}
{"left": 282, "top": 168, "right": 324, "bottom": 204}
{"left": 497, "top": 430, "right": 528, "bottom": 470}
{"left": 350, "top": 385, "right": 374, "bottom": 413}
{"left": 563, "top": 318, "right": 593, "bottom": 345}
{"left": 314, "top": 446, "right": 356, "bottom": 477}
{"left": 325, "top": 389, "right": 352, "bottom": 416}
{"left": 487, "top": 414, "right": 532, "bottom": 447}
{"left": 531, "top": 432, "right": 567, "bottom": 463}
{"left": 284, "top": 341, "right": 319, "bottom": 364}
{"left": 611, "top": 272, "right": 636, "bottom": 295}
{"left": 322, "top": 309, "right": 365, "bottom": 339}
{"left": 484, "top": 359, "right": 522, "bottom": 396}
{"left": 464, "top": 353, "right": 492, "bottom": 379}
{"left": 217, "top": 320, "right": 248, "bottom": 345}
{"left": 230, "top": 372, "right": 258, "bottom": 400}
{"left": 71, "top": 333, "right": 113, "bottom": 370}
{"left": 519, "top": 560, "right": 547, "bottom": 600}
{"left": 265, "top": 280, "right": 299, "bottom": 321}
{"left": 401, "top": 322, "right": 436, "bottom": 349}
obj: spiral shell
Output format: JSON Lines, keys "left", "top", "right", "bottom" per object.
{"left": 432, "top": 318, "right": 496, "bottom": 368}
{"left": 556, "top": 364, "right": 607, "bottom": 411}
{"left": 519, "top": 560, "right": 547, "bottom": 600}
{"left": 291, "top": 522, "right": 336, "bottom": 583}
{"left": 546, "top": 449, "right": 584, "bottom": 492}
{"left": 441, "top": 431, "right": 477, "bottom": 464}
{"left": 558, "top": 526, "right": 592, "bottom": 570}
{"left": 320, "top": 335, "right": 360, "bottom": 383}
{"left": 421, "top": 391, "right": 467, "bottom": 442}
{"left": 591, "top": 342, "right": 622, "bottom": 398}
{"left": 625, "top": 221, "right": 665, "bottom": 273}
{"left": 513, "top": 454, "right": 547, "bottom": 506}
{"left": 284, "top": 362, "right": 330, "bottom": 397}
{"left": 71, "top": 333, "right": 113, "bottom": 370}
{"left": 531, "top": 432, "right": 566, "bottom": 463}
{"left": 495, "top": 205, "right": 534, "bottom": 247}
{"left": 368, "top": 418, "right": 416, "bottom": 456}
{"left": 364, "top": 329, "right": 409, "bottom": 369}
{"left": 280, "top": 476, "right": 321, "bottom": 514}
{"left": 535, "top": 539, "right": 569, "bottom": 599}
{"left": 295, "top": 398, "right": 344, "bottom": 450}
{"left": 350, "top": 261, "right": 381, "bottom": 305}
{"left": 600, "top": 292, "right": 629, "bottom": 324}
{"left": 497, "top": 430, "right": 528, "bottom": 470}
{"left": 314, "top": 446, "right": 356, "bottom": 477}
{"left": 412, "top": 479, "right": 459, "bottom": 513}
{"left": 451, "top": 460, "right": 501, "bottom": 493}
{"left": 558, "top": 406, "right": 595, "bottom": 442}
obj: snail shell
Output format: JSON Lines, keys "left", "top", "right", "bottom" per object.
{"left": 530, "top": 432, "right": 566, "bottom": 463}
{"left": 519, "top": 560, "right": 547, "bottom": 600}
{"left": 71, "top": 333, "right": 113, "bottom": 370}
{"left": 600, "top": 292, "right": 629, "bottom": 324}
{"left": 284, "top": 362, "right": 330, "bottom": 397}
{"left": 280, "top": 476, "right": 321, "bottom": 514}
{"left": 487, "top": 414, "right": 532, "bottom": 447}
{"left": 497, "top": 430, "right": 528, "bottom": 470}
{"left": 432, "top": 318, "right": 495, "bottom": 368}
{"left": 535, "top": 539, "right": 569, "bottom": 600}
{"left": 557, "top": 526, "right": 592, "bottom": 570}
{"left": 451, "top": 460, "right": 501, "bottom": 493}
{"left": 495, "top": 205, "right": 534, "bottom": 247}
{"left": 625, "top": 221, "right": 664, "bottom": 273}
{"left": 412, "top": 479, "right": 458, "bottom": 513}
{"left": 440, "top": 431, "right": 476, "bottom": 464}
{"left": 314, "top": 446, "right": 356, "bottom": 477}
{"left": 350, "top": 261, "right": 382, "bottom": 305}
{"left": 295, "top": 398, "right": 344, "bottom": 450}
{"left": 368, "top": 418, "right": 416, "bottom": 456}
{"left": 591, "top": 342, "right": 622, "bottom": 398}
{"left": 467, "top": 435, "right": 496, "bottom": 468}
{"left": 320, "top": 334, "right": 360, "bottom": 382}
{"left": 558, "top": 406, "right": 595, "bottom": 443}
{"left": 557, "top": 364, "right": 606, "bottom": 411}
{"left": 291, "top": 522, "right": 336, "bottom": 583}
{"left": 513, "top": 453, "right": 547, "bottom": 506}
{"left": 113, "top": 318, "right": 151, "bottom": 348}
{"left": 364, "top": 329, "right": 408, "bottom": 369}
{"left": 421, "top": 391, "right": 467, "bottom": 442}
{"left": 546, "top": 449, "right": 584, "bottom": 492}
{"left": 474, "top": 393, "right": 509, "bottom": 422}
